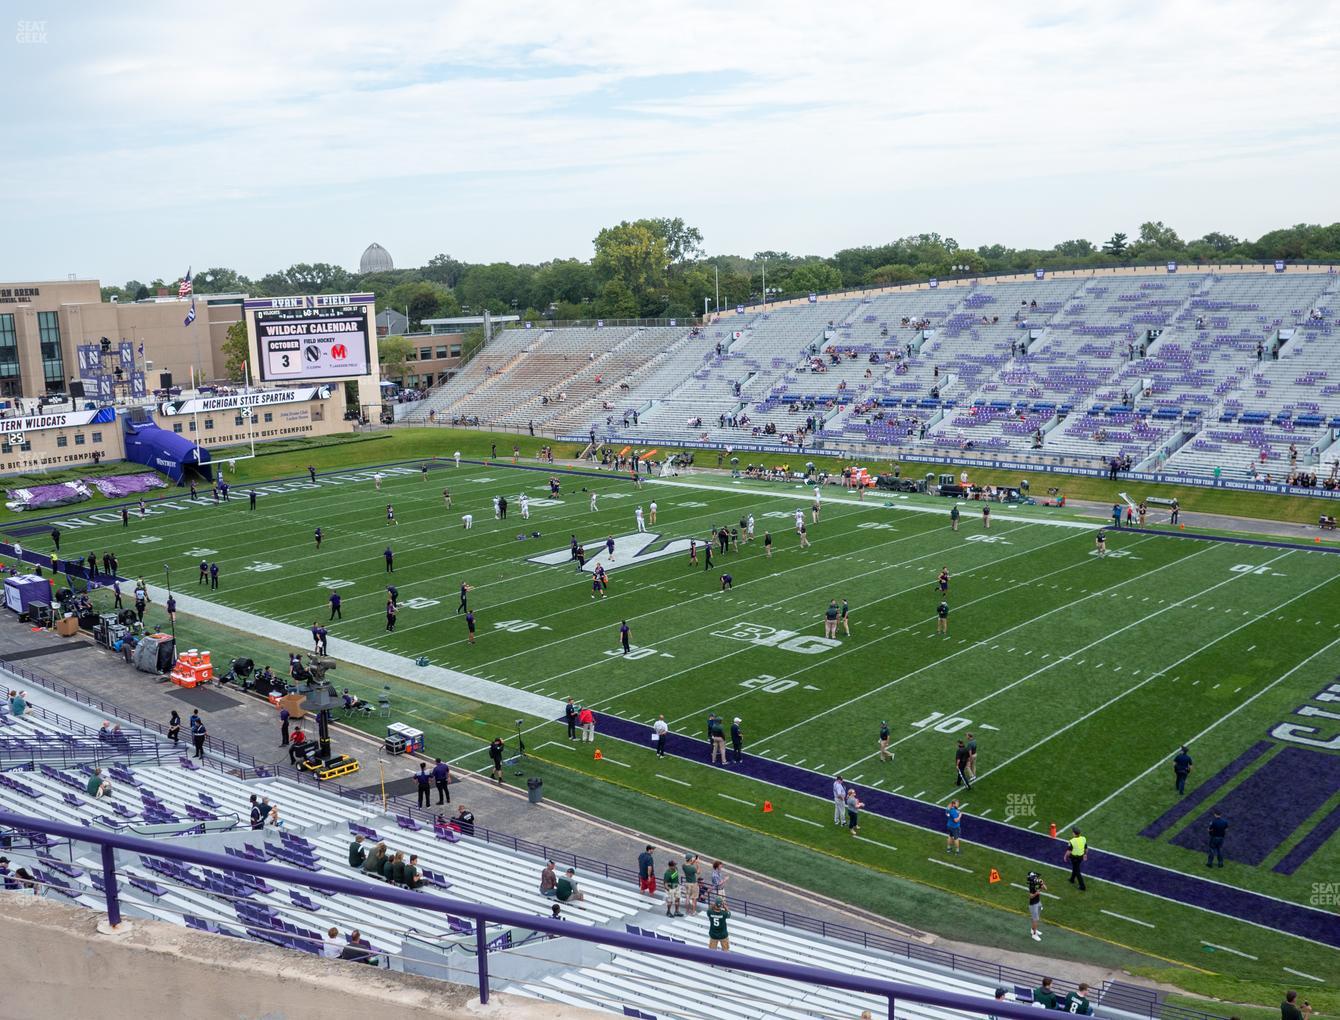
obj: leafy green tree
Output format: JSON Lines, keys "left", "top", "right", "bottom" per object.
{"left": 422, "top": 253, "right": 467, "bottom": 288}
{"left": 284, "top": 262, "right": 353, "bottom": 293}
{"left": 386, "top": 280, "right": 451, "bottom": 328}
{"left": 1052, "top": 239, "right": 1096, "bottom": 259}
{"left": 651, "top": 217, "right": 705, "bottom": 264}
{"left": 458, "top": 262, "right": 533, "bottom": 313}
{"left": 782, "top": 262, "right": 842, "bottom": 295}
{"left": 865, "top": 263, "right": 918, "bottom": 286}
{"left": 1134, "top": 221, "right": 1183, "bottom": 252}
{"left": 220, "top": 320, "right": 250, "bottom": 380}
{"left": 596, "top": 278, "right": 639, "bottom": 319}
{"left": 593, "top": 220, "right": 668, "bottom": 308}
{"left": 377, "top": 334, "right": 413, "bottom": 382}
{"left": 192, "top": 267, "right": 252, "bottom": 294}
{"left": 132, "top": 283, "right": 151, "bottom": 302}
{"left": 533, "top": 258, "right": 596, "bottom": 307}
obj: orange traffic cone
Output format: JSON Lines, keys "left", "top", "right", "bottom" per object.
{"left": 988, "top": 868, "right": 1001, "bottom": 884}
{"left": 593, "top": 749, "right": 603, "bottom": 761}
{"left": 762, "top": 800, "right": 773, "bottom": 813}
{"left": 1049, "top": 822, "right": 1058, "bottom": 839}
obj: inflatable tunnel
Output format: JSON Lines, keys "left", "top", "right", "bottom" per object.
{"left": 121, "top": 407, "right": 213, "bottom": 485}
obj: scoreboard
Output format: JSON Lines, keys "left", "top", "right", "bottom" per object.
{"left": 253, "top": 304, "right": 372, "bottom": 381}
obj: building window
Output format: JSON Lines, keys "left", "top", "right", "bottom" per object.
{"left": 0, "top": 313, "right": 18, "bottom": 386}
{"left": 74, "top": 433, "right": 86, "bottom": 446}
{"left": 204, "top": 418, "right": 214, "bottom": 430}
{"left": 188, "top": 421, "right": 196, "bottom": 432}
{"left": 311, "top": 403, "right": 323, "bottom": 421}
{"left": 263, "top": 412, "right": 273, "bottom": 423}
{"left": 0, "top": 442, "right": 9, "bottom": 454}
{"left": 173, "top": 423, "right": 183, "bottom": 434}
{"left": 234, "top": 415, "right": 244, "bottom": 426}
{"left": 37, "top": 311, "right": 64, "bottom": 390}
{"left": 449, "top": 344, "right": 462, "bottom": 357}
{"left": 56, "top": 435, "right": 68, "bottom": 448}
{"left": 435, "top": 346, "right": 448, "bottom": 359}
{"left": 419, "top": 348, "right": 432, "bottom": 360}
{"left": 91, "top": 431, "right": 102, "bottom": 442}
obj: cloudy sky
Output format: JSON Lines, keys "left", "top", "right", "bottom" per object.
{"left": 3, "top": 1, "right": 1338, "bottom": 284}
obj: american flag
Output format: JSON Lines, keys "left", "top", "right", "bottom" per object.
{"left": 178, "top": 267, "right": 193, "bottom": 298}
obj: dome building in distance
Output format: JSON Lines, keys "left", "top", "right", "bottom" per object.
{"left": 359, "top": 242, "right": 394, "bottom": 273}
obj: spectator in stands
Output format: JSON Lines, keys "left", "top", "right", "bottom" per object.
{"left": 339, "top": 930, "right": 376, "bottom": 965}
{"left": 362, "top": 842, "right": 388, "bottom": 877}
{"left": 85, "top": 767, "right": 111, "bottom": 799}
{"left": 555, "top": 868, "right": 585, "bottom": 907}
{"left": 637, "top": 845, "right": 657, "bottom": 897}
{"left": 405, "top": 854, "right": 423, "bottom": 890}
{"left": 989, "top": 988, "right": 1009, "bottom": 1019}
{"left": 540, "top": 860, "right": 558, "bottom": 898}
{"left": 248, "top": 795, "right": 265, "bottom": 830}
{"left": 706, "top": 896, "right": 731, "bottom": 951}
{"left": 708, "top": 860, "right": 728, "bottom": 900}
{"left": 322, "top": 926, "right": 342, "bottom": 958}
{"left": 1032, "top": 977, "right": 1058, "bottom": 1009}
{"left": 167, "top": 710, "right": 180, "bottom": 746}
{"left": 8, "top": 691, "right": 28, "bottom": 717}
{"left": 348, "top": 834, "right": 367, "bottom": 868}
{"left": 454, "top": 805, "right": 475, "bottom": 837}
{"left": 264, "top": 806, "right": 284, "bottom": 829}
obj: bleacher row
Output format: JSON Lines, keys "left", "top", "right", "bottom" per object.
{"left": 408, "top": 271, "right": 1340, "bottom": 483}
{"left": 3, "top": 724, "right": 1092, "bottom": 1018}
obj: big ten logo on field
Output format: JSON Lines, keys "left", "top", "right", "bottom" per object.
{"left": 1271, "top": 680, "right": 1340, "bottom": 750}
{"left": 712, "top": 622, "right": 840, "bottom": 655}
{"left": 1005, "top": 793, "right": 1037, "bottom": 820}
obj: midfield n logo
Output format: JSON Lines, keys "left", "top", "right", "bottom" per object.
{"left": 526, "top": 531, "right": 694, "bottom": 574}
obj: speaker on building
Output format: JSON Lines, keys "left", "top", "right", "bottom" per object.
{"left": 159, "top": 372, "right": 173, "bottom": 390}
{"left": 69, "top": 381, "right": 86, "bottom": 398}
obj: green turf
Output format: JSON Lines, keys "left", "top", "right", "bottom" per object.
{"left": 10, "top": 451, "right": 1340, "bottom": 1005}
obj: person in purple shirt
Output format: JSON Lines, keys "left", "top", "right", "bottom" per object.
{"left": 329, "top": 590, "right": 342, "bottom": 620}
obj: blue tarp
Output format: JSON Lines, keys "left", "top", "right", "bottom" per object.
{"left": 121, "top": 411, "right": 212, "bottom": 484}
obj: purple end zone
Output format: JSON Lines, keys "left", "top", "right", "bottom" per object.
{"left": 1171, "top": 747, "right": 1340, "bottom": 865}
{"left": 1140, "top": 740, "right": 1273, "bottom": 840}
{"left": 1275, "top": 805, "right": 1340, "bottom": 876}
{"left": 590, "top": 712, "right": 1340, "bottom": 947}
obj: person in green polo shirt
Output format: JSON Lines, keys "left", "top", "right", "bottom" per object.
{"left": 1063, "top": 983, "right": 1093, "bottom": 1015}
{"left": 706, "top": 896, "right": 731, "bottom": 951}
{"left": 663, "top": 859, "right": 682, "bottom": 917}
{"left": 681, "top": 854, "right": 700, "bottom": 915}
{"left": 84, "top": 767, "right": 110, "bottom": 799}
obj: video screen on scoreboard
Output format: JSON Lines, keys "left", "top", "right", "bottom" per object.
{"left": 254, "top": 305, "right": 371, "bottom": 381}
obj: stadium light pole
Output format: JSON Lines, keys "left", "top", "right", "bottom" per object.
{"left": 761, "top": 257, "right": 767, "bottom": 308}
{"left": 714, "top": 266, "right": 719, "bottom": 312}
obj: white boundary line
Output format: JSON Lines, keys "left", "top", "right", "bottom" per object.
{"left": 1100, "top": 909, "right": 1156, "bottom": 929}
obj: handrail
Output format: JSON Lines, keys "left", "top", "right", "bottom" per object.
{"left": 0, "top": 807, "right": 1077, "bottom": 1020}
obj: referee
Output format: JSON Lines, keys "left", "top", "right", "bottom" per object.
{"left": 1066, "top": 827, "right": 1088, "bottom": 891}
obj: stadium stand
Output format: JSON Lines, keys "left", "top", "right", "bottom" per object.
{"left": 410, "top": 270, "right": 1340, "bottom": 488}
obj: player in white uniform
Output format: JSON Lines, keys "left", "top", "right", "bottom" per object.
{"left": 649, "top": 501, "right": 658, "bottom": 525}
{"left": 492, "top": 496, "right": 501, "bottom": 519}
{"left": 590, "top": 491, "right": 598, "bottom": 512}
{"left": 462, "top": 514, "right": 473, "bottom": 529}
{"left": 794, "top": 508, "right": 805, "bottom": 533}
{"left": 519, "top": 493, "right": 530, "bottom": 519}
{"left": 373, "top": 472, "right": 383, "bottom": 491}
{"left": 746, "top": 513, "right": 755, "bottom": 540}
{"left": 453, "top": 451, "right": 461, "bottom": 468}
{"left": 811, "top": 486, "right": 822, "bottom": 523}
{"left": 634, "top": 506, "right": 646, "bottom": 533}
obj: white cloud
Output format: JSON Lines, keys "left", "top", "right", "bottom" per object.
{"left": 2, "top": 0, "right": 1339, "bottom": 280}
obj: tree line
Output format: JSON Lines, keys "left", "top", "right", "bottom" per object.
{"left": 102, "top": 219, "right": 1340, "bottom": 332}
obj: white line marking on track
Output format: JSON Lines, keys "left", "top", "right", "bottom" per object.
{"left": 1100, "top": 909, "right": 1156, "bottom": 928}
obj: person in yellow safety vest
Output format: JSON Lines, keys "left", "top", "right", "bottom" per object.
{"left": 1066, "top": 828, "right": 1088, "bottom": 891}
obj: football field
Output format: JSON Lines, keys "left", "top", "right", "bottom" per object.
{"left": 23, "top": 457, "right": 1340, "bottom": 971}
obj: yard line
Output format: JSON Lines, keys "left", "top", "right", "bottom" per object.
{"left": 1100, "top": 909, "right": 1156, "bottom": 929}
{"left": 977, "top": 807, "right": 992, "bottom": 817}
{"left": 656, "top": 774, "right": 692, "bottom": 788}
{"left": 1283, "top": 967, "right": 1325, "bottom": 983}
{"left": 1027, "top": 820, "right": 1040, "bottom": 829}
{"left": 1201, "top": 941, "right": 1258, "bottom": 960}
{"left": 927, "top": 857, "right": 973, "bottom": 873}
{"left": 718, "top": 793, "right": 754, "bottom": 806}
{"left": 537, "top": 741, "right": 576, "bottom": 752}
{"left": 1068, "top": 629, "right": 1340, "bottom": 829}
{"left": 598, "top": 756, "right": 632, "bottom": 768}
{"left": 853, "top": 835, "right": 898, "bottom": 852}
{"left": 785, "top": 813, "right": 823, "bottom": 828}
